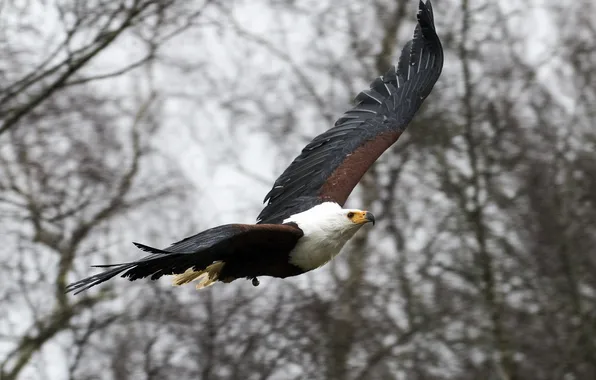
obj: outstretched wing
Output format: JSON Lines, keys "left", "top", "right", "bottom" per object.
{"left": 66, "top": 223, "right": 303, "bottom": 294}
{"left": 257, "top": 0, "right": 443, "bottom": 224}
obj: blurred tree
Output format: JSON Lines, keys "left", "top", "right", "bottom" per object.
{"left": 0, "top": 0, "right": 214, "bottom": 135}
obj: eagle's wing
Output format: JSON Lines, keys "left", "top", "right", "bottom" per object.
{"left": 65, "top": 223, "right": 303, "bottom": 294}
{"left": 258, "top": 0, "right": 443, "bottom": 224}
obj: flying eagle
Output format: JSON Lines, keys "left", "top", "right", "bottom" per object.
{"left": 66, "top": 0, "right": 443, "bottom": 295}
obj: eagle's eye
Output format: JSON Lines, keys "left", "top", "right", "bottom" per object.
{"left": 347, "top": 212, "right": 355, "bottom": 219}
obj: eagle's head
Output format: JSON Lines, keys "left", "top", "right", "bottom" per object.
{"left": 284, "top": 202, "right": 375, "bottom": 235}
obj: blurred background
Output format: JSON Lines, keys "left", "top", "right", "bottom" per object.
{"left": 1, "top": 0, "right": 595, "bottom": 379}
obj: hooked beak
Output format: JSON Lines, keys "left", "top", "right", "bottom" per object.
{"left": 365, "top": 211, "right": 375, "bottom": 226}
{"left": 352, "top": 211, "right": 376, "bottom": 226}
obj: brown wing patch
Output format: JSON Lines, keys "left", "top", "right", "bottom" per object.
{"left": 319, "top": 130, "right": 402, "bottom": 205}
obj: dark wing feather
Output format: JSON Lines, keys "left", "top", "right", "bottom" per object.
{"left": 257, "top": 0, "right": 443, "bottom": 224}
{"left": 66, "top": 223, "right": 303, "bottom": 294}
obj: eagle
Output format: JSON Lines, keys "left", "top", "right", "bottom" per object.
{"left": 66, "top": 0, "right": 443, "bottom": 295}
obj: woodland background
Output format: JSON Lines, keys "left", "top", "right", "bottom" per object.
{"left": 1, "top": 0, "right": 595, "bottom": 379}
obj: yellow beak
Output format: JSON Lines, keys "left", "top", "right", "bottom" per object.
{"left": 353, "top": 211, "right": 375, "bottom": 225}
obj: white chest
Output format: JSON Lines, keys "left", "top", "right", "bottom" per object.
{"left": 288, "top": 227, "right": 357, "bottom": 271}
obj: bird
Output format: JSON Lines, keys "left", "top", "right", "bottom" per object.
{"left": 66, "top": 0, "right": 443, "bottom": 295}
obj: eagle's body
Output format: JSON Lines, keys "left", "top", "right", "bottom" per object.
{"left": 66, "top": 1, "right": 443, "bottom": 295}
{"left": 176, "top": 203, "right": 371, "bottom": 286}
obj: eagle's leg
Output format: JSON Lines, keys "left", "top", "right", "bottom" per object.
{"left": 251, "top": 277, "right": 260, "bottom": 287}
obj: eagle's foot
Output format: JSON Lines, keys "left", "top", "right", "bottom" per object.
{"left": 251, "top": 277, "right": 260, "bottom": 287}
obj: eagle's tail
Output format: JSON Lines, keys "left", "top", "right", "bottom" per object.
{"left": 65, "top": 243, "right": 220, "bottom": 295}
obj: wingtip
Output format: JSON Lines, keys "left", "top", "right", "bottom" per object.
{"left": 417, "top": 0, "right": 436, "bottom": 30}
{"left": 418, "top": 0, "right": 432, "bottom": 13}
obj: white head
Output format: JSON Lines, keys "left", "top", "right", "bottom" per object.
{"left": 283, "top": 202, "right": 375, "bottom": 236}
